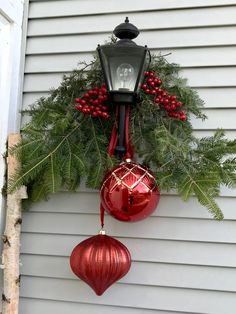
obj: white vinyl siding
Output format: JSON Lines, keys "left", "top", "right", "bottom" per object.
{"left": 20, "top": 1, "right": 236, "bottom": 313}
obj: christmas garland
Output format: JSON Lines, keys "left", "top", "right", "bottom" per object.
{"left": 8, "top": 54, "right": 236, "bottom": 219}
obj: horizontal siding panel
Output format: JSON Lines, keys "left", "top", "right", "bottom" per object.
{"left": 22, "top": 87, "right": 236, "bottom": 109}
{"left": 29, "top": 193, "right": 236, "bottom": 220}
{"left": 20, "top": 276, "right": 236, "bottom": 314}
{"left": 194, "top": 130, "right": 236, "bottom": 140}
{"left": 21, "top": 233, "right": 236, "bottom": 267}
{"left": 23, "top": 68, "right": 236, "bottom": 91}
{"left": 27, "top": 7, "right": 236, "bottom": 36}
{"left": 21, "top": 255, "right": 236, "bottom": 292}
{"left": 24, "top": 47, "right": 236, "bottom": 73}
{"left": 26, "top": 27, "right": 236, "bottom": 54}
{"left": 21, "top": 212, "right": 236, "bottom": 243}
{"left": 191, "top": 108, "right": 236, "bottom": 129}
{"left": 181, "top": 67, "right": 236, "bottom": 87}
{"left": 25, "top": 53, "right": 94, "bottom": 73}
{"left": 22, "top": 92, "right": 48, "bottom": 108}
{"left": 28, "top": 0, "right": 236, "bottom": 18}
{"left": 20, "top": 298, "right": 180, "bottom": 314}
{"left": 195, "top": 87, "right": 236, "bottom": 108}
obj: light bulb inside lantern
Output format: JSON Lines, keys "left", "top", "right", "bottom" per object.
{"left": 116, "top": 63, "right": 135, "bottom": 90}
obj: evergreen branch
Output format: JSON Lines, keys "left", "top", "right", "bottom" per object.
{"left": 8, "top": 49, "right": 235, "bottom": 219}
{"left": 50, "top": 154, "right": 56, "bottom": 193}
{"left": 72, "top": 153, "right": 85, "bottom": 170}
{"left": 179, "top": 168, "right": 223, "bottom": 220}
{"left": 8, "top": 125, "right": 79, "bottom": 193}
{"left": 193, "top": 181, "right": 223, "bottom": 220}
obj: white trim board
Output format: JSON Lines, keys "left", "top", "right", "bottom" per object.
{"left": 0, "top": 0, "right": 25, "bottom": 288}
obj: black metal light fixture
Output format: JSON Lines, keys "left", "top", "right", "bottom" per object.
{"left": 97, "top": 17, "right": 151, "bottom": 157}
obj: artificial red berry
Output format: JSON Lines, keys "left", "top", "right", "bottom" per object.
{"left": 150, "top": 82, "right": 155, "bottom": 87}
{"left": 170, "top": 104, "right": 176, "bottom": 110}
{"left": 75, "top": 98, "right": 81, "bottom": 103}
{"left": 149, "top": 71, "right": 155, "bottom": 77}
{"left": 84, "top": 93, "right": 90, "bottom": 99}
{"left": 144, "top": 89, "right": 150, "bottom": 94}
{"left": 144, "top": 71, "right": 149, "bottom": 76}
{"left": 92, "top": 111, "right": 98, "bottom": 117}
{"left": 81, "top": 99, "right": 86, "bottom": 106}
{"left": 151, "top": 90, "right": 156, "bottom": 95}
{"left": 102, "top": 112, "right": 109, "bottom": 119}
{"left": 170, "top": 95, "right": 177, "bottom": 101}
{"left": 142, "top": 84, "right": 147, "bottom": 89}
{"left": 76, "top": 104, "right": 83, "bottom": 110}
{"left": 176, "top": 101, "right": 183, "bottom": 107}
{"left": 163, "top": 99, "right": 169, "bottom": 105}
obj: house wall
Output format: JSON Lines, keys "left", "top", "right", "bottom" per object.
{"left": 20, "top": 1, "right": 236, "bottom": 313}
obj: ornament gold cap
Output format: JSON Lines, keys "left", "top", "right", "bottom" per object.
{"left": 99, "top": 229, "right": 106, "bottom": 235}
{"left": 125, "top": 158, "right": 132, "bottom": 163}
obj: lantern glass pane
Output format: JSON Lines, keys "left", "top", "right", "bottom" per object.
{"left": 99, "top": 46, "right": 147, "bottom": 92}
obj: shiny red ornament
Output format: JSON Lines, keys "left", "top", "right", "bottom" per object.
{"left": 100, "top": 161, "right": 160, "bottom": 222}
{"left": 70, "top": 232, "right": 131, "bottom": 296}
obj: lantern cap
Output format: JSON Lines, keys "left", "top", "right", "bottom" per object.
{"left": 113, "top": 17, "right": 139, "bottom": 40}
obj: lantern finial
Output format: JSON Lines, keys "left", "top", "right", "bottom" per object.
{"left": 113, "top": 17, "right": 139, "bottom": 40}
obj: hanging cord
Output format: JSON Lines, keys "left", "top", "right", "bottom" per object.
{"left": 100, "top": 203, "right": 105, "bottom": 229}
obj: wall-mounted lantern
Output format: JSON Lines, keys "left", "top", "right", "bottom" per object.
{"left": 97, "top": 17, "right": 150, "bottom": 157}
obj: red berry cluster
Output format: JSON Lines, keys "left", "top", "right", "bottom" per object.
{"left": 141, "top": 71, "right": 187, "bottom": 121}
{"left": 75, "top": 84, "right": 109, "bottom": 119}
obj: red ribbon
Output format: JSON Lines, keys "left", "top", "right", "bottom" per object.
{"left": 108, "top": 104, "right": 134, "bottom": 160}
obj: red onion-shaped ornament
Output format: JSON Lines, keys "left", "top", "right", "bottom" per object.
{"left": 101, "top": 161, "right": 160, "bottom": 222}
{"left": 70, "top": 231, "right": 131, "bottom": 295}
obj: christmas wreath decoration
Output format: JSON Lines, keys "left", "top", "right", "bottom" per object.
{"left": 8, "top": 51, "right": 236, "bottom": 220}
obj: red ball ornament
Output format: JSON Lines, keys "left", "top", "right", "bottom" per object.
{"left": 70, "top": 232, "right": 131, "bottom": 296}
{"left": 100, "top": 161, "right": 160, "bottom": 222}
